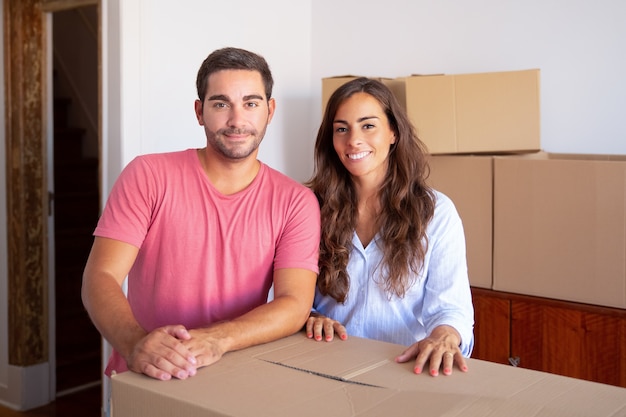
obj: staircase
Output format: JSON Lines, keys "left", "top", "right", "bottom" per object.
{"left": 53, "top": 97, "right": 102, "bottom": 393}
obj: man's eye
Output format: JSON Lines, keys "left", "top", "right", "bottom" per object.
{"left": 214, "top": 102, "right": 228, "bottom": 108}
{"left": 245, "top": 102, "right": 259, "bottom": 108}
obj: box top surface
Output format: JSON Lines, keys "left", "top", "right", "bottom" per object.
{"left": 112, "top": 334, "right": 626, "bottom": 417}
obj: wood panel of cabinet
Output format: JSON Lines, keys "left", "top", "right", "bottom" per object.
{"left": 471, "top": 290, "right": 510, "bottom": 365}
{"left": 471, "top": 287, "right": 626, "bottom": 388}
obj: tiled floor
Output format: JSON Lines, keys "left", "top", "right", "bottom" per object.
{"left": 0, "top": 384, "right": 102, "bottom": 417}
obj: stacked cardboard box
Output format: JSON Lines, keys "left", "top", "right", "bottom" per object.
{"left": 321, "top": 75, "right": 361, "bottom": 113}
{"left": 427, "top": 155, "right": 493, "bottom": 289}
{"left": 322, "top": 71, "right": 626, "bottom": 308}
{"left": 321, "top": 75, "right": 401, "bottom": 114}
{"left": 492, "top": 153, "right": 626, "bottom": 308}
{"left": 322, "top": 69, "right": 540, "bottom": 290}
{"left": 322, "top": 69, "right": 541, "bottom": 154}
{"left": 397, "top": 70, "right": 540, "bottom": 154}
{"left": 428, "top": 152, "right": 626, "bottom": 308}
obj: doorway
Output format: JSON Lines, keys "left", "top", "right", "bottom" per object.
{"left": 50, "top": 4, "right": 101, "bottom": 395}
{"left": 3, "top": 0, "right": 103, "bottom": 407}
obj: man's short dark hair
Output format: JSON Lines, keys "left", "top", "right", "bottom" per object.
{"left": 196, "top": 47, "right": 274, "bottom": 102}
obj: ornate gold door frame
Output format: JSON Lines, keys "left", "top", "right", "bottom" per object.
{"left": 4, "top": 0, "right": 48, "bottom": 368}
{"left": 4, "top": 0, "right": 98, "bottom": 370}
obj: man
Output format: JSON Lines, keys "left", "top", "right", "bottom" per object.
{"left": 82, "top": 47, "right": 320, "bottom": 382}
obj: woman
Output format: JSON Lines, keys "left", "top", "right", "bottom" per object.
{"left": 306, "top": 77, "right": 474, "bottom": 376}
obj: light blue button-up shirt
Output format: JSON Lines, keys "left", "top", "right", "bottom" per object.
{"left": 314, "top": 191, "right": 474, "bottom": 356}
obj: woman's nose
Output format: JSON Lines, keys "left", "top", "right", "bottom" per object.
{"left": 346, "top": 130, "right": 362, "bottom": 146}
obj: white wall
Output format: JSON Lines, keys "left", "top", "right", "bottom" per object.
{"left": 311, "top": 0, "right": 626, "bottom": 155}
{"left": 112, "top": 0, "right": 314, "bottom": 182}
{"left": 111, "top": 0, "right": 626, "bottom": 186}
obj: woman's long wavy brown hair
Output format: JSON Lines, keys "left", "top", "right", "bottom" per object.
{"left": 307, "top": 77, "right": 435, "bottom": 303}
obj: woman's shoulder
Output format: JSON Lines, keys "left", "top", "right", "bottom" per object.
{"left": 432, "top": 189, "right": 455, "bottom": 210}
{"left": 430, "top": 189, "right": 462, "bottom": 224}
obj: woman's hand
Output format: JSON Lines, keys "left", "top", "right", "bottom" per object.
{"left": 395, "top": 325, "right": 468, "bottom": 376}
{"left": 305, "top": 312, "right": 348, "bottom": 341}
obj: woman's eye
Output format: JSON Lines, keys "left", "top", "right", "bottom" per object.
{"left": 335, "top": 127, "right": 347, "bottom": 133}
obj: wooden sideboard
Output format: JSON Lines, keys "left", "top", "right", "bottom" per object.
{"left": 471, "top": 287, "right": 626, "bottom": 388}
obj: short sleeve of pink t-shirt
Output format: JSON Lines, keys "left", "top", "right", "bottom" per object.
{"left": 95, "top": 149, "right": 320, "bottom": 374}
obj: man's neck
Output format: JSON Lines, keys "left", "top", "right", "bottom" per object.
{"left": 196, "top": 147, "right": 261, "bottom": 195}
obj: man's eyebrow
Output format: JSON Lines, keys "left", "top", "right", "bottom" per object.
{"left": 243, "top": 94, "right": 265, "bottom": 101}
{"left": 207, "top": 94, "right": 265, "bottom": 101}
{"left": 207, "top": 94, "right": 229, "bottom": 102}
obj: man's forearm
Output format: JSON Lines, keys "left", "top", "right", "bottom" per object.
{"left": 82, "top": 273, "right": 145, "bottom": 361}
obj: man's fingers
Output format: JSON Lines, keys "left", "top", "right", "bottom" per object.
{"left": 128, "top": 327, "right": 198, "bottom": 380}
{"left": 171, "top": 325, "right": 192, "bottom": 341}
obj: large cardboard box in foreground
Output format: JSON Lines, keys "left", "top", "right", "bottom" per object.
{"left": 398, "top": 69, "right": 541, "bottom": 154}
{"left": 112, "top": 333, "right": 626, "bottom": 417}
{"left": 427, "top": 155, "right": 494, "bottom": 288}
{"left": 493, "top": 153, "right": 626, "bottom": 308}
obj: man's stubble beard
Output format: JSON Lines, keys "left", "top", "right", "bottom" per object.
{"left": 206, "top": 125, "right": 267, "bottom": 160}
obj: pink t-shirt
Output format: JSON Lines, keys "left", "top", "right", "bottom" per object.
{"left": 94, "top": 149, "right": 320, "bottom": 374}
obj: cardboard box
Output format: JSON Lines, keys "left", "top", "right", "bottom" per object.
{"left": 427, "top": 155, "right": 494, "bottom": 288}
{"left": 398, "top": 69, "right": 541, "bottom": 154}
{"left": 321, "top": 76, "right": 403, "bottom": 115}
{"left": 321, "top": 76, "right": 361, "bottom": 113}
{"left": 112, "top": 333, "right": 626, "bottom": 416}
{"left": 493, "top": 153, "right": 626, "bottom": 308}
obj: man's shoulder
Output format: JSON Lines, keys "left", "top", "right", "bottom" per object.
{"left": 261, "top": 164, "right": 310, "bottom": 191}
{"left": 125, "top": 149, "right": 195, "bottom": 175}
{"left": 259, "top": 164, "right": 318, "bottom": 209}
{"left": 132, "top": 149, "right": 194, "bottom": 164}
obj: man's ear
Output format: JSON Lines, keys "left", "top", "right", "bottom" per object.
{"left": 267, "top": 97, "right": 276, "bottom": 124}
{"left": 194, "top": 99, "right": 204, "bottom": 125}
